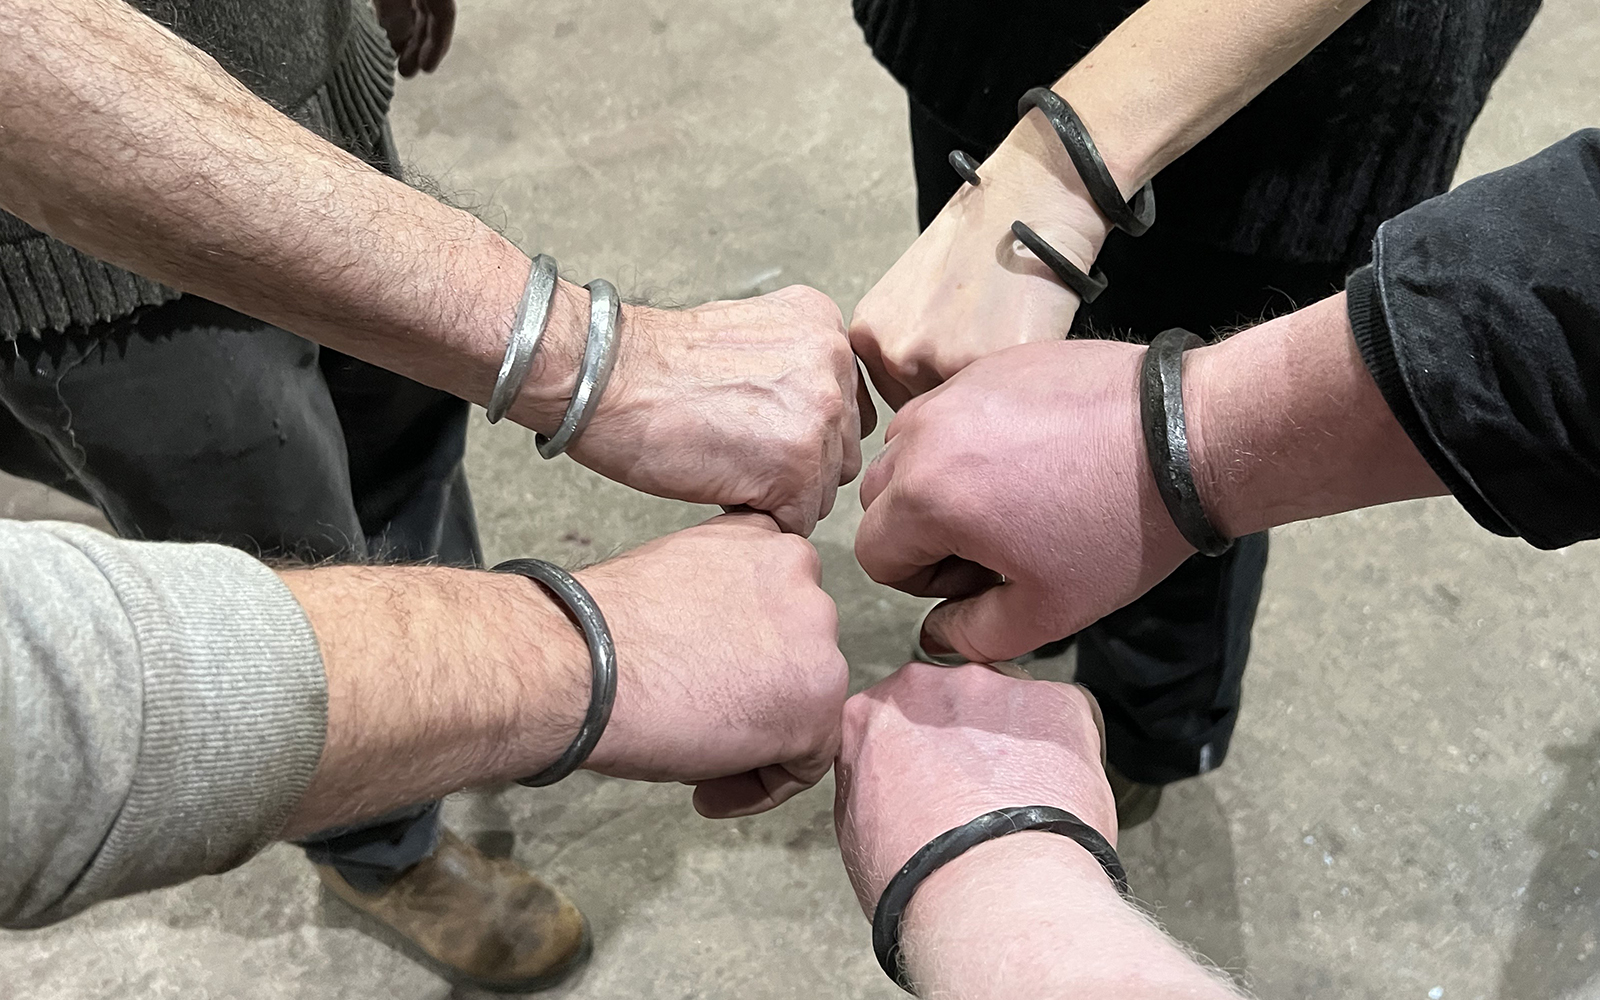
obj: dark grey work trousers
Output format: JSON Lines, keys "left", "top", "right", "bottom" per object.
{"left": 0, "top": 297, "right": 478, "bottom": 886}
{"left": 910, "top": 100, "right": 1350, "bottom": 784}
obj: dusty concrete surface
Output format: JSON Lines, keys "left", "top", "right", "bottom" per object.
{"left": 4, "top": 0, "right": 1600, "bottom": 997}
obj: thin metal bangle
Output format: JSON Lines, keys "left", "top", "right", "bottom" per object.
{"left": 1017, "top": 86, "right": 1156, "bottom": 237}
{"left": 486, "top": 254, "right": 559, "bottom": 424}
{"left": 536, "top": 278, "right": 620, "bottom": 459}
{"left": 1011, "top": 220, "right": 1109, "bottom": 303}
{"left": 871, "top": 805, "right": 1130, "bottom": 994}
{"left": 493, "top": 558, "right": 617, "bottom": 787}
{"left": 1140, "top": 328, "right": 1234, "bottom": 556}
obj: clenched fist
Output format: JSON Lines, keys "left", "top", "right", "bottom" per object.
{"left": 576, "top": 512, "right": 850, "bottom": 817}
{"left": 572, "top": 286, "right": 875, "bottom": 536}
{"left": 373, "top": 0, "right": 456, "bottom": 77}
{"left": 854, "top": 338, "right": 1193, "bottom": 663}
{"left": 834, "top": 662, "right": 1116, "bottom": 914}
{"left": 849, "top": 114, "right": 1113, "bottom": 409}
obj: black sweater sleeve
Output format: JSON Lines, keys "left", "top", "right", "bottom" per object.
{"left": 1345, "top": 129, "right": 1600, "bottom": 550}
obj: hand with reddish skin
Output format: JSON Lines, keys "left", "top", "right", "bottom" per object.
{"left": 373, "top": 0, "right": 456, "bottom": 77}
{"left": 833, "top": 662, "right": 1116, "bottom": 915}
{"left": 573, "top": 512, "right": 850, "bottom": 818}
{"left": 853, "top": 294, "right": 1447, "bottom": 664}
{"left": 854, "top": 338, "right": 1193, "bottom": 663}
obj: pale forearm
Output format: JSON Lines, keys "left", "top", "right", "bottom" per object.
{"left": 1186, "top": 293, "right": 1446, "bottom": 538}
{"left": 901, "top": 836, "right": 1242, "bottom": 999}
{"left": 279, "top": 565, "right": 590, "bottom": 837}
{"left": 974, "top": 0, "right": 1370, "bottom": 274}
{"left": 1057, "top": 0, "right": 1371, "bottom": 187}
{"left": 0, "top": 0, "right": 586, "bottom": 431}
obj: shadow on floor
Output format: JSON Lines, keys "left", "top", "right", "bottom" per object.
{"left": 1498, "top": 727, "right": 1600, "bottom": 999}
{"left": 1118, "top": 776, "right": 1248, "bottom": 987}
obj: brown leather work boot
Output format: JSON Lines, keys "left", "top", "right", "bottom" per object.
{"left": 316, "top": 830, "right": 589, "bottom": 993}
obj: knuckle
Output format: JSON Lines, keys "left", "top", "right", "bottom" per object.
{"left": 780, "top": 533, "right": 823, "bottom": 577}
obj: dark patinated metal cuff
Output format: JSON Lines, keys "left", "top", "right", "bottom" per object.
{"left": 1017, "top": 86, "right": 1156, "bottom": 237}
{"left": 871, "top": 805, "right": 1130, "bottom": 994}
{"left": 1139, "top": 328, "right": 1233, "bottom": 557}
{"left": 1011, "top": 220, "right": 1109, "bottom": 303}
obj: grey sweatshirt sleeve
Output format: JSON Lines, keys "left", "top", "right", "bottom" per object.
{"left": 0, "top": 520, "right": 327, "bottom": 929}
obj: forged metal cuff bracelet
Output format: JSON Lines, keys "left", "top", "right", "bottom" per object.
{"left": 945, "top": 141, "right": 1108, "bottom": 303}
{"left": 487, "top": 254, "right": 560, "bottom": 424}
{"left": 872, "top": 805, "right": 1130, "bottom": 994}
{"left": 1018, "top": 86, "right": 1156, "bottom": 237}
{"left": 1139, "top": 329, "right": 1233, "bottom": 557}
{"left": 1011, "top": 220, "right": 1108, "bottom": 303}
{"left": 537, "top": 278, "right": 620, "bottom": 459}
{"left": 947, "top": 149, "right": 983, "bottom": 186}
{"left": 493, "top": 558, "right": 617, "bottom": 787}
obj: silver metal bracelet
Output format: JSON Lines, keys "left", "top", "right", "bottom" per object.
{"left": 486, "top": 253, "right": 560, "bottom": 424}
{"left": 536, "top": 277, "right": 620, "bottom": 459}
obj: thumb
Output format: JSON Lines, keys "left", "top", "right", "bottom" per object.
{"left": 920, "top": 582, "right": 1052, "bottom": 664}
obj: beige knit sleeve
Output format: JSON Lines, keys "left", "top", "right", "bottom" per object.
{"left": 0, "top": 521, "right": 326, "bottom": 929}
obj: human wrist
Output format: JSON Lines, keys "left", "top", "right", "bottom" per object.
{"left": 898, "top": 832, "right": 1124, "bottom": 996}
{"left": 1052, "top": 73, "right": 1168, "bottom": 191}
{"left": 502, "top": 274, "right": 592, "bottom": 435}
{"left": 987, "top": 114, "right": 1111, "bottom": 275}
{"left": 1183, "top": 294, "right": 1447, "bottom": 538}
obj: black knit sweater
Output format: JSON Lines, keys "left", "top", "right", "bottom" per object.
{"left": 854, "top": 0, "right": 1543, "bottom": 269}
{"left": 0, "top": 0, "right": 397, "bottom": 340}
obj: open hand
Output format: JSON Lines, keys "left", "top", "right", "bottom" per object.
{"left": 576, "top": 512, "right": 849, "bottom": 817}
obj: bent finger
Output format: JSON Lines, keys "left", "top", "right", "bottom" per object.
{"left": 692, "top": 763, "right": 821, "bottom": 818}
{"left": 921, "top": 582, "right": 1056, "bottom": 664}
{"left": 769, "top": 491, "right": 822, "bottom": 537}
{"left": 705, "top": 509, "right": 783, "bottom": 533}
{"left": 855, "top": 485, "right": 952, "bottom": 587}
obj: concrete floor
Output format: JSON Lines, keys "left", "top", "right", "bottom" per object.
{"left": 4, "top": 0, "right": 1600, "bottom": 997}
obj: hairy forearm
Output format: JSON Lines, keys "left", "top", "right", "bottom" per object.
{"left": 278, "top": 566, "right": 590, "bottom": 837}
{"left": 0, "top": 0, "right": 587, "bottom": 430}
{"left": 1186, "top": 293, "right": 1447, "bottom": 537}
{"left": 901, "top": 835, "right": 1242, "bottom": 999}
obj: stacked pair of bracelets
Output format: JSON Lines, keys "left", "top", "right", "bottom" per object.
{"left": 947, "top": 86, "right": 1156, "bottom": 303}
{"left": 486, "top": 253, "right": 622, "bottom": 462}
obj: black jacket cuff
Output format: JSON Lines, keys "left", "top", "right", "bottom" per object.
{"left": 1345, "top": 263, "right": 1515, "bottom": 538}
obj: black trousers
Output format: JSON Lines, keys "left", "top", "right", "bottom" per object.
{"left": 0, "top": 297, "right": 479, "bottom": 883}
{"left": 910, "top": 100, "right": 1349, "bottom": 784}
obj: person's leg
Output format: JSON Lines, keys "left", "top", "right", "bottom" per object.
{"left": 0, "top": 300, "right": 366, "bottom": 557}
{"left": 319, "top": 349, "right": 482, "bottom": 568}
{"left": 1, "top": 301, "right": 587, "bottom": 988}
